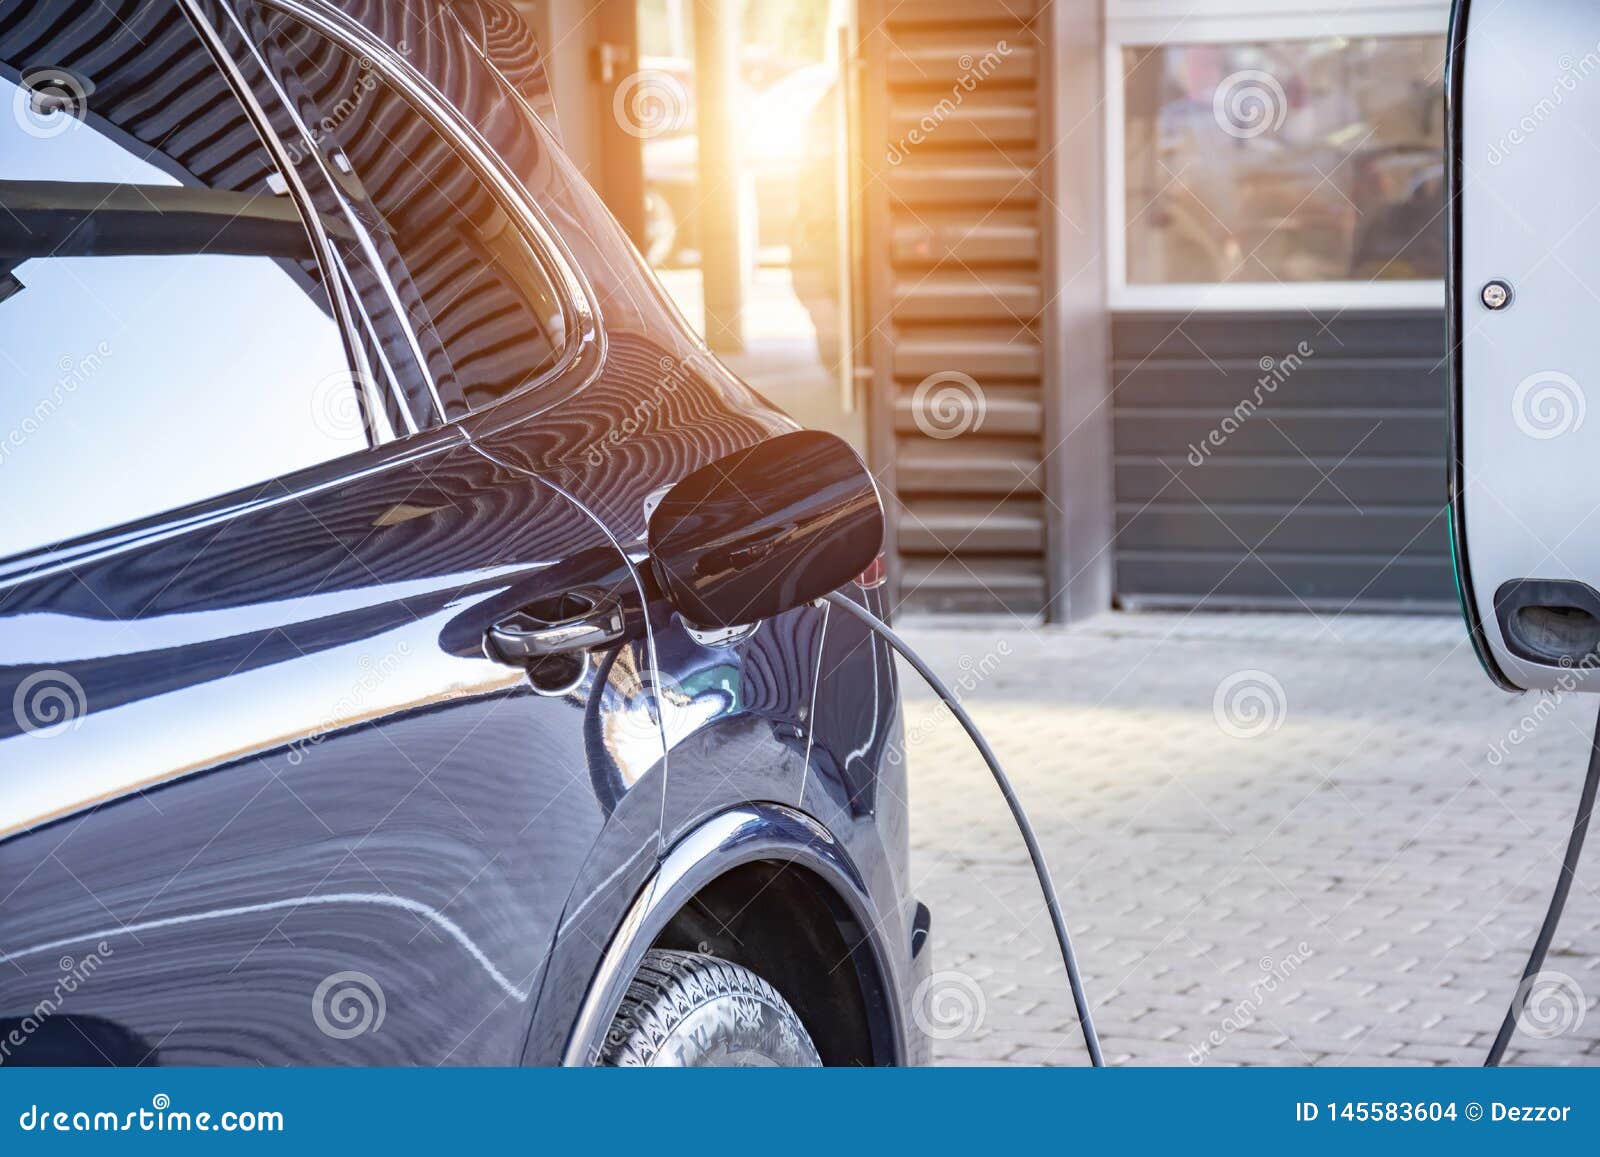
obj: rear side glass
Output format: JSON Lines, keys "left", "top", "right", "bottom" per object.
{"left": 243, "top": 5, "right": 570, "bottom": 420}
{"left": 0, "top": 6, "right": 371, "bottom": 560}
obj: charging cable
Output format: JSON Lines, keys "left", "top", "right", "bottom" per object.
{"left": 824, "top": 592, "right": 1105, "bottom": 1066}
{"left": 1485, "top": 702, "right": 1600, "bottom": 1066}
{"left": 832, "top": 591, "right": 1600, "bottom": 1069}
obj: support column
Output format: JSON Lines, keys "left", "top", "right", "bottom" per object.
{"left": 692, "top": 0, "right": 745, "bottom": 353}
{"left": 1043, "top": 0, "right": 1113, "bottom": 623}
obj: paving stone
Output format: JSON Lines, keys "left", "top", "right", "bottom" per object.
{"left": 901, "top": 614, "right": 1600, "bottom": 1067}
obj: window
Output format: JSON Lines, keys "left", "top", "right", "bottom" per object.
{"left": 0, "top": 6, "right": 375, "bottom": 560}
{"left": 241, "top": 5, "right": 570, "bottom": 420}
{"left": 1115, "top": 31, "right": 1447, "bottom": 306}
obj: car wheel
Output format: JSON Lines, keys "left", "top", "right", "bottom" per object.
{"left": 599, "top": 949, "right": 822, "bottom": 1067}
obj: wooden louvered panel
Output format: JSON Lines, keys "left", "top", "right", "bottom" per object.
{"left": 899, "top": 556, "right": 1047, "bottom": 617}
{"left": 885, "top": 42, "right": 1041, "bottom": 89}
{"left": 888, "top": 164, "right": 1037, "bottom": 208}
{"left": 858, "top": 0, "right": 1056, "bottom": 619}
{"left": 887, "top": 102, "right": 1038, "bottom": 147}
{"left": 885, "top": 0, "right": 1044, "bottom": 26}
{"left": 897, "top": 437, "right": 1044, "bottom": 494}
{"left": 893, "top": 335, "right": 1042, "bottom": 383}
{"left": 893, "top": 386, "right": 1043, "bottom": 437}
{"left": 899, "top": 499, "right": 1047, "bottom": 554}
{"left": 891, "top": 216, "right": 1040, "bottom": 266}
{"left": 892, "top": 274, "right": 1042, "bottom": 323}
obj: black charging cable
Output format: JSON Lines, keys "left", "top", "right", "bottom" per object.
{"left": 1485, "top": 702, "right": 1600, "bottom": 1066}
{"left": 823, "top": 591, "right": 1105, "bottom": 1066}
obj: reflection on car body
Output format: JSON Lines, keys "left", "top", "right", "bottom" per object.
{"left": 0, "top": 0, "right": 923, "bottom": 1068}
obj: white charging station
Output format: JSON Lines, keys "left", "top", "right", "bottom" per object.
{"left": 1452, "top": 0, "right": 1600, "bottom": 693}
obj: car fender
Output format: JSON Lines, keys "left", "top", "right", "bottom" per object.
{"left": 544, "top": 802, "right": 907, "bottom": 1066}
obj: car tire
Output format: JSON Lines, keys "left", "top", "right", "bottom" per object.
{"left": 599, "top": 949, "right": 823, "bottom": 1067}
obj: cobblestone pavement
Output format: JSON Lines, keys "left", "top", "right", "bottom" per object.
{"left": 897, "top": 612, "right": 1600, "bottom": 1067}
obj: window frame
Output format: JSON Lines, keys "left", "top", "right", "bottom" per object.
{"left": 0, "top": 0, "right": 604, "bottom": 573}
{"left": 179, "top": 0, "right": 407, "bottom": 442}
{"left": 0, "top": 5, "right": 429, "bottom": 572}
{"left": 236, "top": 0, "right": 603, "bottom": 423}
{"left": 1105, "top": 2, "right": 1451, "bottom": 312}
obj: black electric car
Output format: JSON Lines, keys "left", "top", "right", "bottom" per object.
{"left": 0, "top": 0, "right": 925, "bottom": 1067}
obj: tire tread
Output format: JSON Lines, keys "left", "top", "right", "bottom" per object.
{"left": 600, "top": 948, "right": 818, "bottom": 1067}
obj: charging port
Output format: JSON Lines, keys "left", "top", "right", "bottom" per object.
{"left": 1494, "top": 579, "right": 1600, "bottom": 667}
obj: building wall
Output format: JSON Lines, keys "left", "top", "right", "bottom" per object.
{"left": 1111, "top": 310, "right": 1454, "bottom": 611}
{"left": 1102, "top": 0, "right": 1453, "bottom": 613}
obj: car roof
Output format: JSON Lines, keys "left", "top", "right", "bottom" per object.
{"left": 0, "top": 0, "right": 558, "bottom": 190}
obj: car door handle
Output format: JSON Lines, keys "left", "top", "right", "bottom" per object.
{"left": 486, "top": 594, "right": 625, "bottom": 664}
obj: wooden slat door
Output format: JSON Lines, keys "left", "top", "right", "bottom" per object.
{"left": 854, "top": 0, "right": 1062, "bottom": 619}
